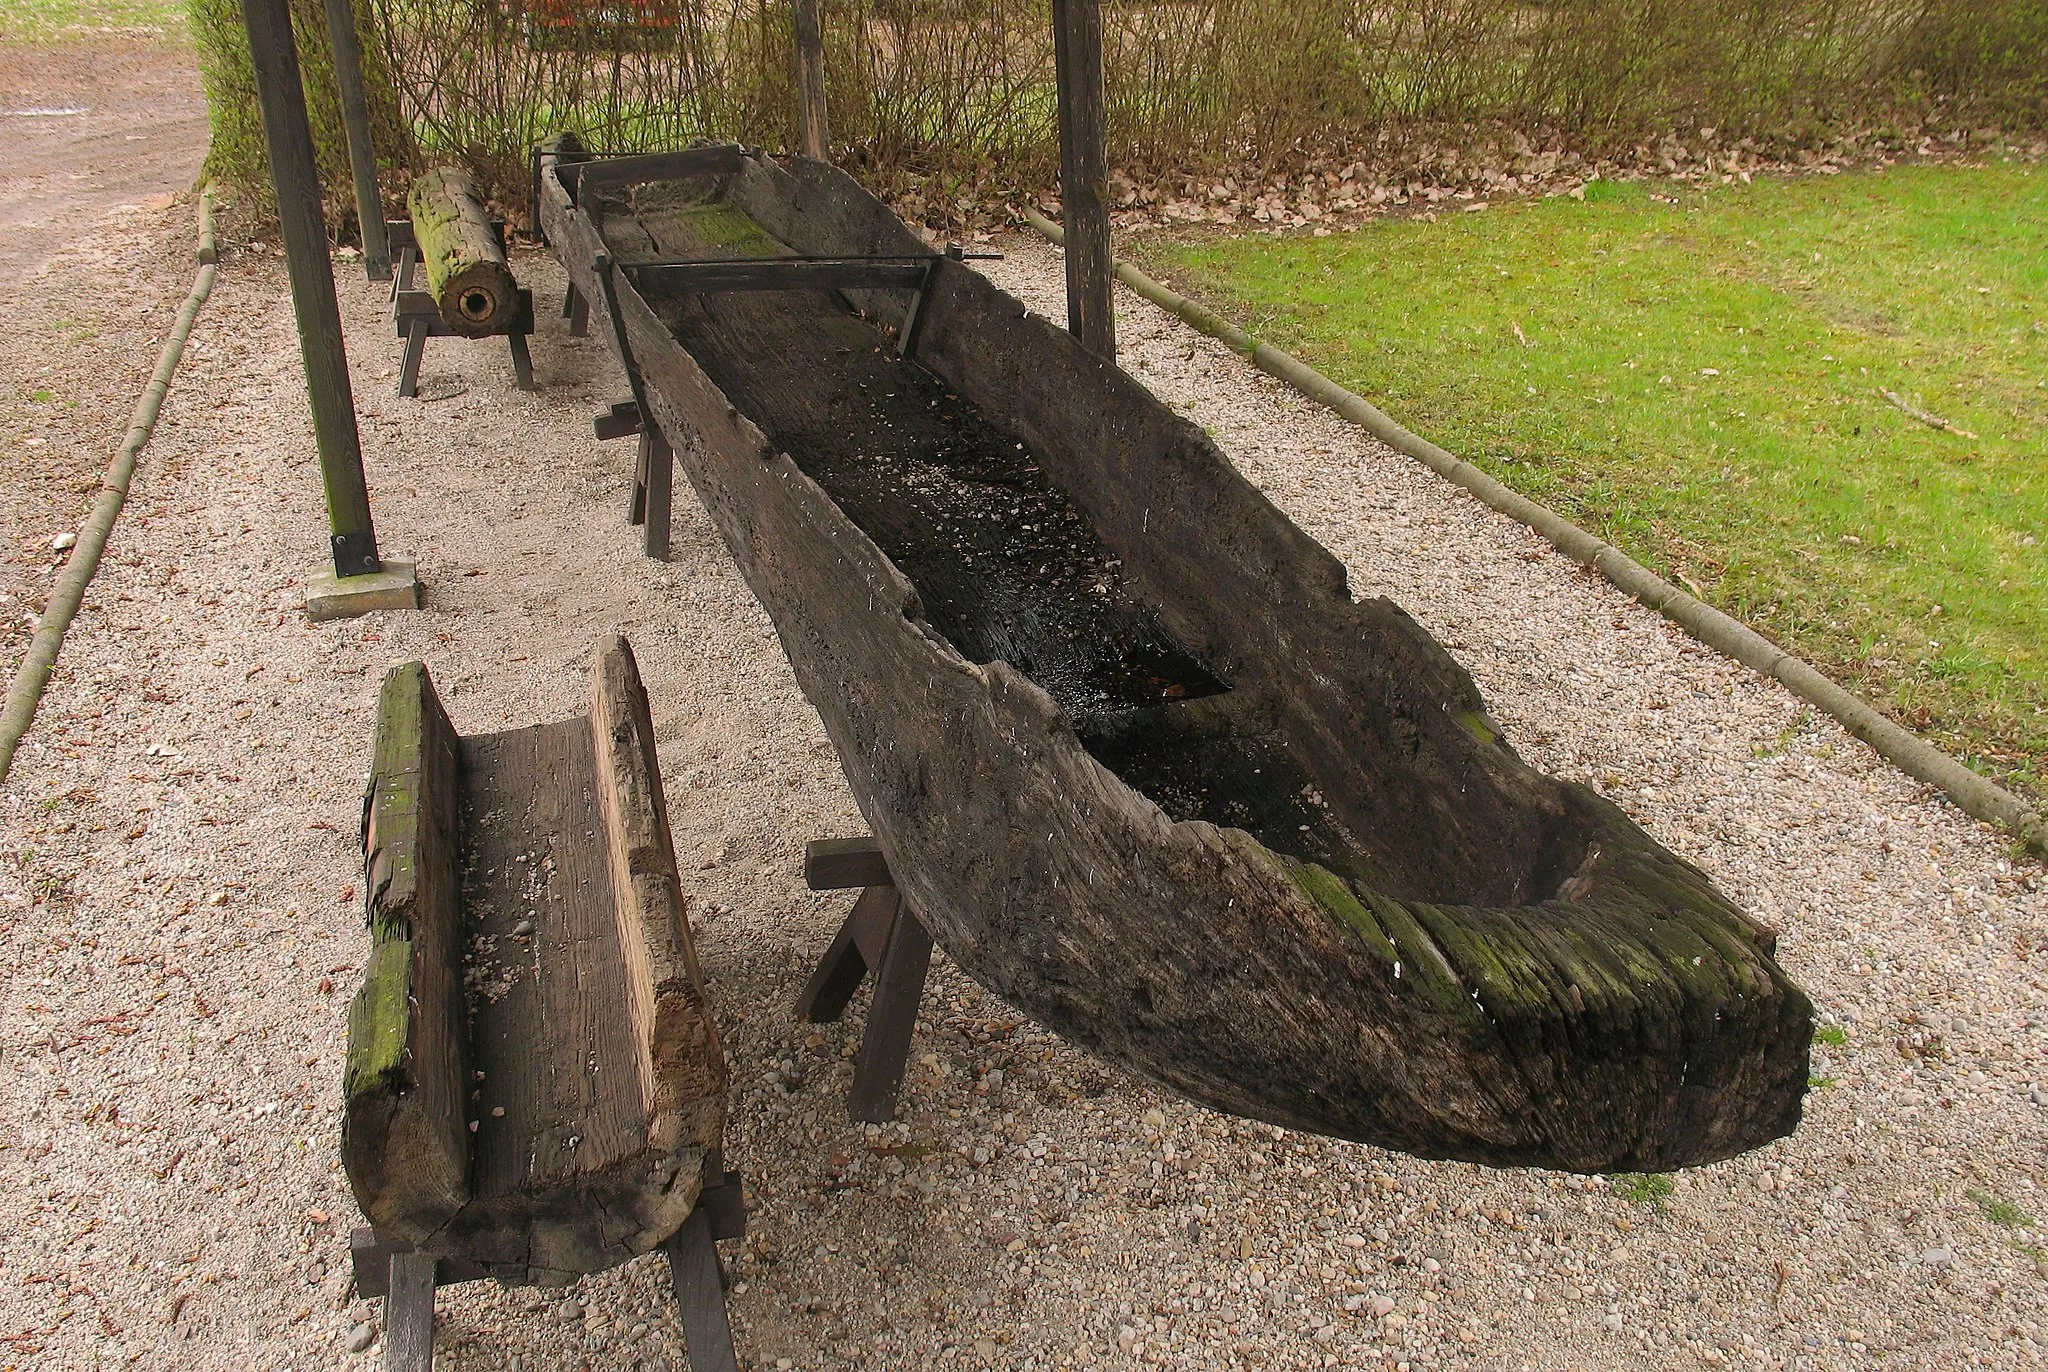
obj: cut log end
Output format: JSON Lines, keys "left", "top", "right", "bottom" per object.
{"left": 408, "top": 166, "right": 518, "bottom": 338}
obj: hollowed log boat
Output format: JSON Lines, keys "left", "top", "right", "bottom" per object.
{"left": 537, "top": 139, "right": 1811, "bottom": 1172}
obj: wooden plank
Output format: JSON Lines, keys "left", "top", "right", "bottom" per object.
{"left": 344, "top": 664, "right": 468, "bottom": 1244}
{"left": 384, "top": 1250, "right": 438, "bottom": 1371}
{"left": 642, "top": 429, "right": 674, "bottom": 561}
{"left": 1051, "top": 0, "right": 1115, "bottom": 359}
{"left": 803, "top": 835, "right": 891, "bottom": 890}
{"left": 567, "top": 146, "right": 746, "bottom": 197}
{"left": 347, "top": 1229, "right": 487, "bottom": 1300}
{"left": 666, "top": 1210, "right": 739, "bottom": 1372}
{"left": 846, "top": 884, "right": 899, "bottom": 971}
{"left": 588, "top": 634, "right": 728, "bottom": 1142}
{"left": 627, "top": 258, "right": 932, "bottom": 296}
{"left": 594, "top": 401, "right": 643, "bottom": 442}
{"left": 792, "top": 0, "right": 829, "bottom": 160}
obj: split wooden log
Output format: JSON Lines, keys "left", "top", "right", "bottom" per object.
{"left": 407, "top": 165, "right": 518, "bottom": 338}
{"left": 343, "top": 638, "right": 728, "bottom": 1284}
{"left": 345, "top": 662, "right": 469, "bottom": 1240}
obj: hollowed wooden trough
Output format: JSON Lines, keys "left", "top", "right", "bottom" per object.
{"left": 344, "top": 636, "right": 727, "bottom": 1283}
{"left": 538, "top": 141, "right": 1811, "bottom": 1172}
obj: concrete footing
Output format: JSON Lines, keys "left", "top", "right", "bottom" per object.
{"left": 305, "top": 559, "right": 422, "bottom": 621}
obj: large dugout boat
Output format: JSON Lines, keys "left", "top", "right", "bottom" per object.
{"left": 536, "top": 138, "right": 1811, "bottom": 1172}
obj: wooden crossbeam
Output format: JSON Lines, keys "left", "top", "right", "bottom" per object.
{"left": 563, "top": 146, "right": 748, "bottom": 197}
{"left": 625, "top": 256, "right": 934, "bottom": 296}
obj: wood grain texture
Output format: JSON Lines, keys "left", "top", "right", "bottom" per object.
{"left": 343, "top": 649, "right": 726, "bottom": 1284}
{"left": 537, "top": 147, "right": 1812, "bottom": 1172}
{"left": 407, "top": 166, "right": 516, "bottom": 337}
{"left": 345, "top": 663, "right": 469, "bottom": 1242}
{"left": 589, "top": 635, "right": 728, "bottom": 1156}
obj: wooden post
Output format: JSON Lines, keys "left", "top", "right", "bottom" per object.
{"left": 1050, "top": 0, "right": 1114, "bottom": 360}
{"left": 319, "top": 0, "right": 391, "bottom": 281}
{"left": 240, "top": 0, "right": 384, "bottom": 577}
{"left": 792, "top": 0, "right": 828, "bottom": 160}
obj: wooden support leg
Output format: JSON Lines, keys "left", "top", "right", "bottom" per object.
{"left": 849, "top": 893, "right": 933, "bottom": 1123}
{"left": 566, "top": 285, "right": 589, "bottom": 337}
{"left": 397, "top": 317, "right": 428, "bottom": 399}
{"left": 794, "top": 885, "right": 888, "bottom": 1023}
{"left": 507, "top": 332, "right": 535, "bottom": 391}
{"left": 384, "top": 1249, "right": 437, "bottom": 1372}
{"left": 629, "top": 429, "right": 649, "bottom": 526}
{"left": 666, "top": 1208, "right": 739, "bottom": 1372}
{"left": 796, "top": 837, "right": 934, "bottom": 1123}
{"left": 391, "top": 244, "right": 415, "bottom": 301}
{"left": 641, "top": 425, "right": 673, "bottom": 561}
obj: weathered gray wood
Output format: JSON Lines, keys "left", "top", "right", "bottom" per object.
{"left": 344, "top": 643, "right": 728, "bottom": 1283}
{"left": 407, "top": 167, "right": 517, "bottom": 338}
{"left": 345, "top": 663, "right": 468, "bottom": 1243}
{"left": 792, "top": 0, "right": 829, "bottom": 161}
{"left": 537, "top": 147, "right": 1812, "bottom": 1171}
{"left": 1050, "top": 0, "right": 1115, "bottom": 359}
{"left": 588, "top": 634, "right": 726, "bottom": 1147}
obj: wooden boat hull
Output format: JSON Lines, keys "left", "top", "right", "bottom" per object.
{"left": 539, "top": 143, "right": 1811, "bottom": 1172}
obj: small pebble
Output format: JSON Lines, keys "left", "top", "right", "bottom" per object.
{"left": 345, "top": 1323, "right": 375, "bottom": 1353}
{"left": 514, "top": 919, "right": 534, "bottom": 936}
{"left": 52, "top": 531, "right": 76, "bottom": 552}
{"left": 552, "top": 1299, "right": 582, "bottom": 1323}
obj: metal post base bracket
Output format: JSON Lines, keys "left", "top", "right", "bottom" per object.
{"left": 796, "top": 836, "right": 934, "bottom": 1124}
{"left": 305, "top": 559, "right": 421, "bottom": 622}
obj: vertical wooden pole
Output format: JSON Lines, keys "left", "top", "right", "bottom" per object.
{"left": 320, "top": 0, "right": 391, "bottom": 280}
{"left": 792, "top": 0, "right": 828, "bottom": 160}
{"left": 241, "top": 0, "right": 384, "bottom": 577}
{"left": 1051, "top": 0, "right": 1114, "bottom": 360}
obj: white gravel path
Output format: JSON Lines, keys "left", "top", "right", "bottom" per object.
{"left": 0, "top": 218, "right": 2043, "bottom": 1372}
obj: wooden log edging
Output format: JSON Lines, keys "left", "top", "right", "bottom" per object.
{"left": 0, "top": 192, "right": 220, "bottom": 787}
{"left": 1021, "top": 208, "right": 2047, "bottom": 861}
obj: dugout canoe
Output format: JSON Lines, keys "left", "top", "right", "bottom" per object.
{"left": 537, "top": 139, "right": 1811, "bottom": 1172}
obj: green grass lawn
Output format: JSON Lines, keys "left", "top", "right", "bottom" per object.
{"left": 0, "top": 0, "right": 183, "bottom": 43}
{"left": 1142, "top": 165, "right": 2048, "bottom": 802}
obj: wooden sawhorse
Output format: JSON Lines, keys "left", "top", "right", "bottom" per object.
{"left": 795, "top": 836, "right": 935, "bottom": 1123}
{"left": 349, "top": 1158, "right": 747, "bottom": 1371}
{"left": 385, "top": 218, "right": 536, "bottom": 399}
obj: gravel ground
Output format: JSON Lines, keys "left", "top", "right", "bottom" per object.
{"left": 1, "top": 212, "right": 2044, "bottom": 1372}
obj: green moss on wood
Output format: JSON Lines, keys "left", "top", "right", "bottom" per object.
{"left": 669, "top": 200, "right": 783, "bottom": 256}
{"left": 344, "top": 939, "right": 412, "bottom": 1099}
{"left": 1454, "top": 710, "right": 1497, "bottom": 746}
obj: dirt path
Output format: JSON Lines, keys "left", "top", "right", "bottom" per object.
{"left": 0, "top": 206, "right": 2042, "bottom": 1371}
{"left": 0, "top": 38, "right": 209, "bottom": 290}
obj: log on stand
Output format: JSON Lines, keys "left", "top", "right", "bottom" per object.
{"left": 385, "top": 204, "right": 535, "bottom": 399}
{"left": 343, "top": 636, "right": 743, "bottom": 1368}
{"left": 407, "top": 166, "right": 519, "bottom": 337}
